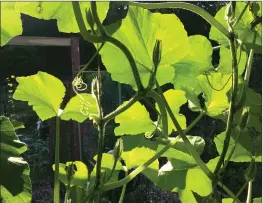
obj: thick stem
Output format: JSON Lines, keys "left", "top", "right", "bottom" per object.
{"left": 155, "top": 81, "right": 215, "bottom": 181}
{"left": 73, "top": 1, "right": 144, "bottom": 91}
{"left": 90, "top": 2, "right": 106, "bottom": 36}
{"left": 102, "top": 136, "right": 181, "bottom": 191}
{"left": 105, "top": 35, "right": 144, "bottom": 91}
{"left": 104, "top": 93, "right": 141, "bottom": 124}
{"left": 214, "top": 35, "right": 239, "bottom": 175}
{"left": 94, "top": 122, "right": 105, "bottom": 202}
{"left": 54, "top": 117, "right": 61, "bottom": 203}
{"left": 235, "top": 32, "right": 256, "bottom": 112}
{"left": 233, "top": 2, "right": 250, "bottom": 28}
{"left": 156, "top": 111, "right": 205, "bottom": 146}
{"left": 124, "top": 2, "right": 231, "bottom": 40}
{"left": 147, "top": 90, "right": 168, "bottom": 137}
{"left": 72, "top": 2, "right": 105, "bottom": 43}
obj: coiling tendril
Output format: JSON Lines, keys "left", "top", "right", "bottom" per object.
{"left": 72, "top": 76, "right": 90, "bottom": 115}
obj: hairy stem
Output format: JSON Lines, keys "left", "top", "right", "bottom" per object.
{"left": 54, "top": 117, "right": 60, "bottom": 203}
{"left": 94, "top": 122, "right": 105, "bottom": 201}
{"left": 90, "top": 2, "right": 106, "bottom": 36}
{"left": 72, "top": 2, "right": 105, "bottom": 43}
{"left": 220, "top": 127, "right": 245, "bottom": 173}
{"left": 214, "top": 34, "right": 239, "bottom": 175}
{"left": 124, "top": 2, "right": 231, "bottom": 40}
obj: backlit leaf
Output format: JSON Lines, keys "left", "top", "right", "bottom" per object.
{"left": 13, "top": 72, "right": 66, "bottom": 121}
{"left": 172, "top": 35, "right": 213, "bottom": 90}
{"left": 0, "top": 2, "right": 23, "bottom": 46}
{"left": 217, "top": 46, "right": 247, "bottom": 75}
{"left": 214, "top": 127, "right": 257, "bottom": 162}
{"left": 156, "top": 157, "right": 218, "bottom": 203}
{"left": 15, "top": 2, "right": 109, "bottom": 33}
{"left": 60, "top": 93, "right": 98, "bottom": 122}
{"left": 101, "top": 6, "right": 189, "bottom": 89}
{"left": 209, "top": 2, "right": 262, "bottom": 53}
{"left": 196, "top": 72, "right": 232, "bottom": 117}
{"left": 114, "top": 101, "right": 155, "bottom": 136}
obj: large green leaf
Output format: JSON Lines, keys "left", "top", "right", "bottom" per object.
{"left": 172, "top": 35, "right": 213, "bottom": 90}
{"left": 156, "top": 157, "right": 218, "bottom": 203}
{"left": 120, "top": 134, "right": 159, "bottom": 182}
{"left": 158, "top": 89, "right": 187, "bottom": 135}
{"left": 209, "top": 2, "right": 262, "bottom": 53}
{"left": 13, "top": 71, "right": 66, "bottom": 121}
{"left": 214, "top": 127, "right": 260, "bottom": 162}
{"left": 114, "top": 101, "right": 155, "bottom": 136}
{"left": 0, "top": 2, "right": 23, "bottom": 46}
{"left": 121, "top": 134, "right": 206, "bottom": 186}
{"left": 60, "top": 93, "right": 98, "bottom": 123}
{"left": 101, "top": 6, "right": 189, "bottom": 89}
{"left": 0, "top": 117, "right": 32, "bottom": 203}
{"left": 52, "top": 161, "right": 88, "bottom": 188}
{"left": 15, "top": 2, "right": 109, "bottom": 33}
{"left": 196, "top": 72, "right": 232, "bottom": 117}
{"left": 217, "top": 46, "right": 247, "bottom": 75}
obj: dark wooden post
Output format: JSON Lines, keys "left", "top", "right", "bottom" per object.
{"left": 70, "top": 37, "right": 81, "bottom": 161}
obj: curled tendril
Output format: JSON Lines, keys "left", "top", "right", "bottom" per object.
{"left": 72, "top": 75, "right": 90, "bottom": 115}
{"left": 80, "top": 100, "right": 91, "bottom": 116}
{"left": 72, "top": 76, "right": 88, "bottom": 92}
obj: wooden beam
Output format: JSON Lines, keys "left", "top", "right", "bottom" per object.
{"left": 6, "top": 36, "right": 71, "bottom": 47}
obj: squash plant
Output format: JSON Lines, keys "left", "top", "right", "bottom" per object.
{"left": 0, "top": 1, "right": 262, "bottom": 203}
